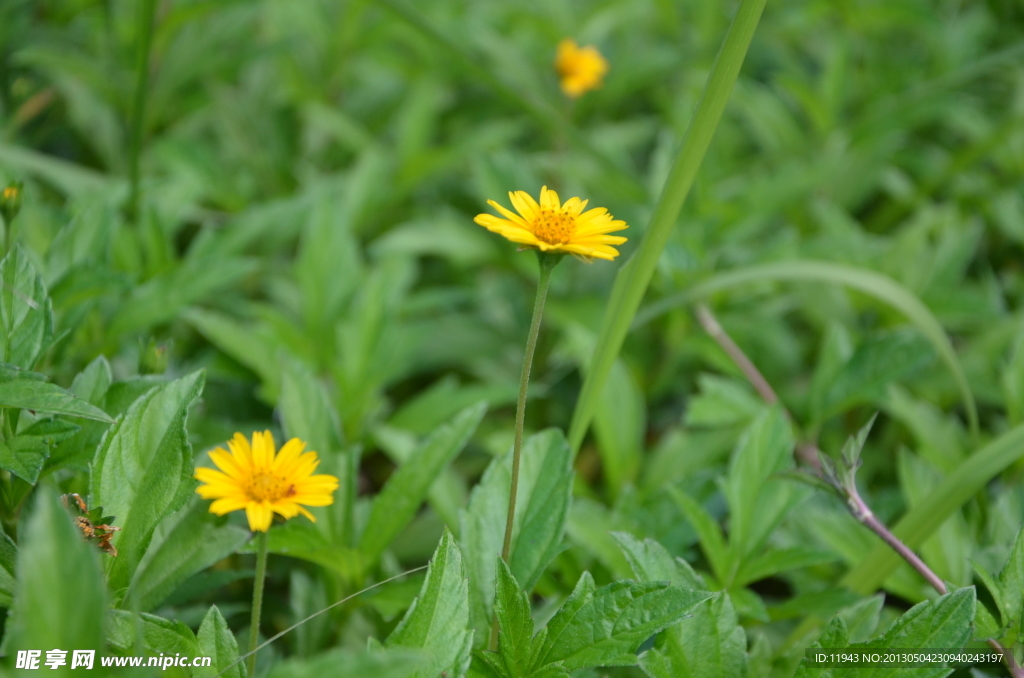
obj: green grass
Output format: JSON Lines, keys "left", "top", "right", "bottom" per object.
{"left": 1, "top": 0, "right": 1024, "bottom": 676}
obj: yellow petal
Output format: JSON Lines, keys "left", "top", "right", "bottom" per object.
{"left": 209, "top": 448, "right": 246, "bottom": 479}
{"left": 210, "top": 497, "right": 250, "bottom": 515}
{"left": 272, "top": 438, "right": 306, "bottom": 475}
{"left": 227, "top": 433, "right": 254, "bottom": 467}
{"left": 509, "top": 191, "right": 540, "bottom": 221}
{"left": 486, "top": 199, "right": 530, "bottom": 227}
{"left": 246, "top": 502, "right": 273, "bottom": 532}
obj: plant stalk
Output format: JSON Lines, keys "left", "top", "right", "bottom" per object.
{"left": 247, "top": 531, "right": 269, "bottom": 677}
{"left": 489, "top": 252, "right": 557, "bottom": 652}
{"left": 696, "top": 305, "right": 1023, "bottom": 677}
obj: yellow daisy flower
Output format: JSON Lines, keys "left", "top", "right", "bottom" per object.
{"left": 474, "top": 186, "right": 628, "bottom": 261}
{"left": 195, "top": 431, "right": 339, "bottom": 532}
{"left": 555, "top": 38, "right": 609, "bottom": 97}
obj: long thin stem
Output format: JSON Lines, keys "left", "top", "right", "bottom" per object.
{"left": 697, "top": 305, "right": 1024, "bottom": 676}
{"left": 501, "top": 254, "right": 557, "bottom": 563}
{"left": 127, "top": 0, "right": 156, "bottom": 222}
{"left": 247, "top": 531, "right": 269, "bottom": 677}
{"left": 696, "top": 303, "right": 778, "bottom": 404}
{"left": 489, "top": 253, "right": 557, "bottom": 652}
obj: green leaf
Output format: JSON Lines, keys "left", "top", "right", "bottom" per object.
{"left": 493, "top": 559, "right": 534, "bottom": 677}
{"left": 6, "top": 487, "right": 105, "bottom": 657}
{"left": 0, "top": 379, "right": 112, "bottom": 422}
{"left": 994, "top": 527, "right": 1024, "bottom": 629}
{"left": 129, "top": 498, "right": 250, "bottom": 611}
{"left": 183, "top": 307, "right": 279, "bottom": 391}
{"left": 91, "top": 370, "right": 206, "bottom": 593}
{"left": 734, "top": 547, "right": 837, "bottom": 588}
{"left": 530, "top": 572, "right": 713, "bottom": 673}
{"left": 279, "top": 355, "right": 343, "bottom": 455}
{"left": 640, "top": 593, "right": 747, "bottom": 678}
{"left": 266, "top": 648, "right": 424, "bottom": 678}
{"left": 722, "top": 407, "right": 794, "bottom": 557}
{"left": 615, "top": 532, "right": 746, "bottom": 678}
{"left": 684, "top": 374, "right": 765, "bottom": 429}
{"left": 0, "top": 245, "right": 54, "bottom": 370}
{"left": 196, "top": 605, "right": 244, "bottom": 678}
{"left": 460, "top": 429, "right": 573, "bottom": 641}
{"left": 386, "top": 529, "right": 473, "bottom": 678}
{"left": 668, "top": 487, "right": 731, "bottom": 585}
{"left": 0, "top": 437, "right": 47, "bottom": 483}
{"left": 360, "top": 401, "right": 485, "bottom": 565}
{"left": 814, "top": 331, "right": 932, "bottom": 422}
{"left": 109, "top": 255, "right": 258, "bottom": 335}
{"left": 0, "top": 529, "right": 16, "bottom": 607}
{"left": 612, "top": 531, "right": 704, "bottom": 589}
{"left": 69, "top": 355, "right": 113, "bottom": 404}
{"left": 107, "top": 610, "right": 199, "bottom": 656}
{"left": 797, "top": 588, "right": 976, "bottom": 678}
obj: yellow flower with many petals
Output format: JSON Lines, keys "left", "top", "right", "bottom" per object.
{"left": 475, "top": 186, "right": 627, "bottom": 261}
{"left": 555, "top": 38, "right": 608, "bottom": 97}
{"left": 195, "top": 431, "right": 339, "bottom": 532}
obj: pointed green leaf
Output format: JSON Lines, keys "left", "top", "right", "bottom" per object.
{"left": 667, "top": 487, "right": 731, "bottom": 584}
{"left": 612, "top": 532, "right": 704, "bottom": 589}
{"left": 531, "top": 571, "right": 713, "bottom": 672}
{"left": 722, "top": 407, "right": 794, "bottom": 556}
{"left": 279, "top": 355, "right": 344, "bottom": 454}
{"left": 7, "top": 487, "right": 105, "bottom": 657}
{"left": 386, "top": 529, "right": 473, "bottom": 678}
{"left": 361, "top": 402, "right": 485, "bottom": 565}
{"left": 196, "top": 605, "right": 244, "bottom": 678}
{"left": 0, "top": 379, "right": 112, "bottom": 422}
{"left": 107, "top": 610, "right": 199, "bottom": 656}
{"left": 734, "top": 547, "right": 836, "bottom": 588}
{"left": 815, "top": 331, "right": 932, "bottom": 422}
{"left": 461, "top": 430, "right": 573, "bottom": 642}
{"left": 0, "top": 437, "right": 47, "bottom": 483}
{"left": 129, "top": 498, "right": 250, "bottom": 611}
{"left": 0, "top": 529, "right": 16, "bottom": 607}
{"left": 494, "top": 559, "right": 534, "bottom": 677}
{"left": 997, "top": 527, "right": 1024, "bottom": 628}
{"left": 0, "top": 245, "right": 54, "bottom": 370}
{"left": 91, "top": 370, "right": 206, "bottom": 593}
{"left": 640, "top": 593, "right": 747, "bottom": 678}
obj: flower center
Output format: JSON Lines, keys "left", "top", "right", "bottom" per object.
{"left": 248, "top": 473, "right": 297, "bottom": 502}
{"left": 533, "top": 208, "right": 575, "bottom": 244}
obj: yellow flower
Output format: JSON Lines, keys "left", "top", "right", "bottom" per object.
{"left": 555, "top": 38, "right": 609, "bottom": 97}
{"left": 474, "top": 186, "right": 628, "bottom": 261}
{"left": 195, "top": 431, "right": 339, "bottom": 532}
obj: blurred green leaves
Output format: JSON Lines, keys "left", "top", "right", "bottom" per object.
{"left": 91, "top": 370, "right": 205, "bottom": 594}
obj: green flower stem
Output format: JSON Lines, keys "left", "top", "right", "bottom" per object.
{"left": 247, "top": 531, "right": 269, "bottom": 676}
{"left": 489, "top": 252, "right": 557, "bottom": 651}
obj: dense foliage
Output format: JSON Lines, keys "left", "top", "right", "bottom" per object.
{"left": 0, "top": 0, "right": 1023, "bottom": 676}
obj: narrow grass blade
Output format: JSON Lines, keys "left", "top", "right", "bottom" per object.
{"left": 567, "top": 0, "right": 769, "bottom": 451}
{"left": 635, "top": 260, "right": 978, "bottom": 435}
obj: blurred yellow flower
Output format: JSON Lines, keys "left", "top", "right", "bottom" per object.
{"left": 195, "top": 431, "right": 339, "bottom": 532}
{"left": 475, "top": 186, "right": 627, "bottom": 261}
{"left": 555, "top": 38, "right": 608, "bottom": 97}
